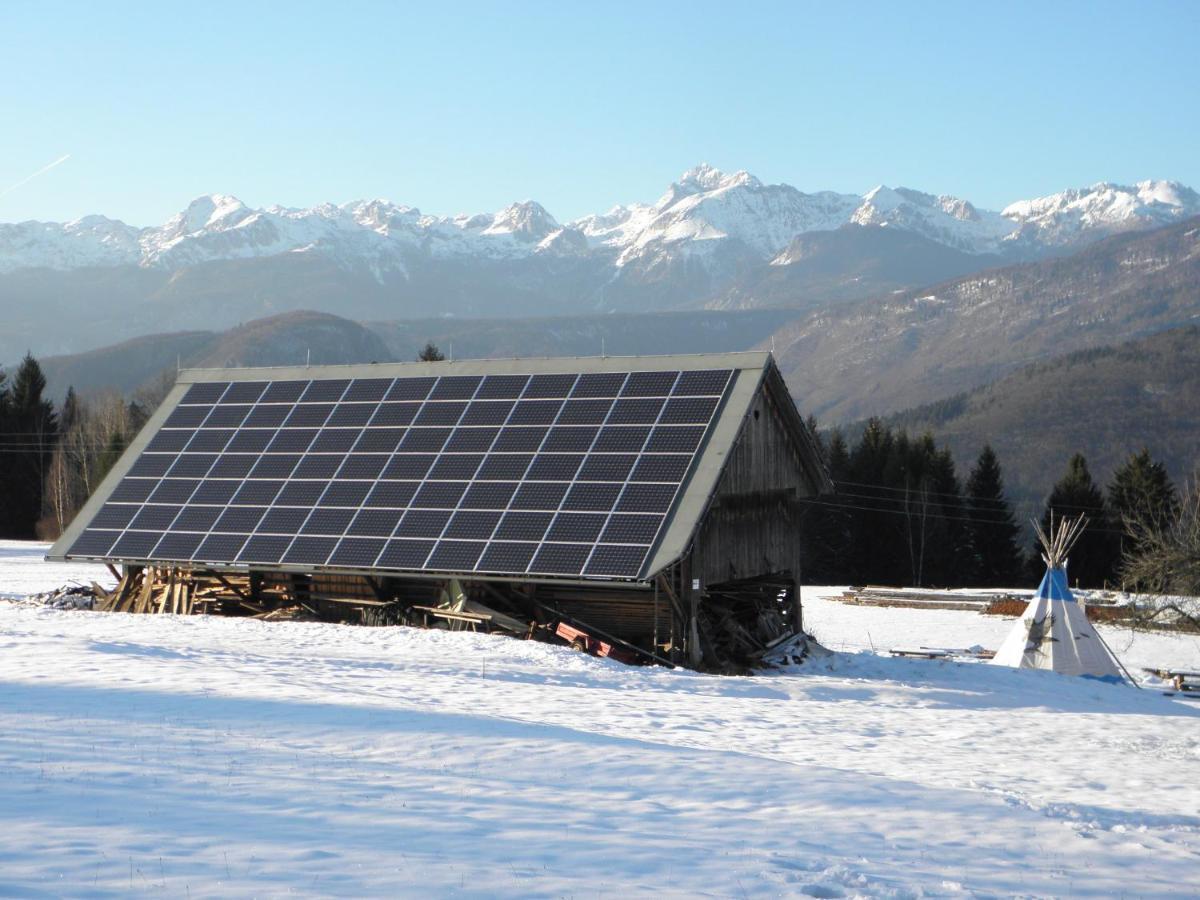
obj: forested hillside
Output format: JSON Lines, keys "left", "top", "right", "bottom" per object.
{"left": 771, "top": 217, "right": 1200, "bottom": 421}
{"left": 878, "top": 325, "right": 1200, "bottom": 520}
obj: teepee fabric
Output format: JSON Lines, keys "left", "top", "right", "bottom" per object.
{"left": 991, "top": 566, "right": 1124, "bottom": 681}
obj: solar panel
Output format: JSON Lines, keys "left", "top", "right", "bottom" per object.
{"left": 378, "top": 538, "right": 435, "bottom": 568}
{"left": 330, "top": 537, "right": 386, "bottom": 567}
{"left": 94, "top": 504, "right": 137, "bottom": 529}
{"left": 342, "top": 378, "right": 391, "bottom": 402}
{"left": 157, "top": 531, "right": 206, "bottom": 561}
{"left": 444, "top": 509, "right": 502, "bottom": 540}
{"left": 328, "top": 404, "right": 375, "bottom": 426}
{"left": 285, "top": 536, "right": 338, "bottom": 564}
{"left": 609, "top": 397, "right": 663, "bottom": 424}
{"left": 238, "top": 534, "right": 292, "bottom": 564}
{"left": 347, "top": 508, "right": 401, "bottom": 537}
{"left": 65, "top": 367, "right": 736, "bottom": 579}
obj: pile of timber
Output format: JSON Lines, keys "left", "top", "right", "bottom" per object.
{"left": 97, "top": 566, "right": 202, "bottom": 615}
{"left": 982, "top": 595, "right": 1139, "bottom": 624}
{"left": 839, "top": 587, "right": 1020, "bottom": 612}
{"left": 1142, "top": 668, "right": 1200, "bottom": 697}
{"left": 94, "top": 567, "right": 321, "bottom": 618}
{"left": 25, "top": 583, "right": 102, "bottom": 610}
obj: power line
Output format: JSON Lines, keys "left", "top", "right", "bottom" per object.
{"left": 797, "top": 495, "right": 1131, "bottom": 537}
{"left": 833, "top": 478, "right": 1109, "bottom": 512}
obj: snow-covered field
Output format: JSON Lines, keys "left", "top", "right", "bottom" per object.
{"left": 1, "top": 540, "right": 1198, "bottom": 897}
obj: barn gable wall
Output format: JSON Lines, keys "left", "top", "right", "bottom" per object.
{"left": 690, "top": 377, "right": 818, "bottom": 587}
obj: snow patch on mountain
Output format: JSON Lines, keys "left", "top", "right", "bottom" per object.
{"left": 596, "top": 165, "right": 862, "bottom": 270}
{"left": 1002, "top": 180, "right": 1200, "bottom": 248}
{"left": 850, "top": 186, "right": 1015, "bottom": 254}
{"left": 0, "top": 215, "right": 142, "bottom": 270}
{"left": 482, "top": 201, "right": 559, "bottom": 241}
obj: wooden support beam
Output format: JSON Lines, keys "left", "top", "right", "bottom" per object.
{"left": 213, "top": 572, "right": 251, "bottom": 603}
{"left": 681, "top": 553, "right": 702, "bottom": 667}
{"left": 365, "top": 576, "right": 391, "bottom": 603}
{"left": 136, "top": 566, "right": 154, "bottom": 614}
{"left": 654, "top": 573, "right": 685, "bottom": 623}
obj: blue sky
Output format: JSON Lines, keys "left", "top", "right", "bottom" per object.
{"left": 2, "top": 0, "right": 1197, "bottom": 225}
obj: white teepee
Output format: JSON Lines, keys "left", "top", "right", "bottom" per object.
{"left": 991, "top": 514, "right": 1125, "bottom": 682}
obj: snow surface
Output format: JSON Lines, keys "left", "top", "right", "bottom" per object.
{"left": 1, "top": 540, "right": 1198, "bottom": 897}
{"left": 0, "top": 539, "right": 116, "bottom": 600}
{"left": 3, "top": 168, "right": 1197, "bottom": 274}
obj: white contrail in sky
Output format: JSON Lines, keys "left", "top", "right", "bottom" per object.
{"left": 0, "top": 154, "right": 72, "bottom": 200}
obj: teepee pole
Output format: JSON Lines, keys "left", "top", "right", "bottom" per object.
{"left": 1092, "top": 627, "right": 1141, "bottom": 689}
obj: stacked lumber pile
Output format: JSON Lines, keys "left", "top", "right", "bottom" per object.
{"left": 982, "top": 596, "right": 1137, "bottom": 623}
{"left": 96, "top": 566, "right": 199, "bottom": 615}
{"left": 93, "top": 567, "right": 318, "bottom": 618}
{"left": 840, "top": 587, "right": 1016, "bottom": 612}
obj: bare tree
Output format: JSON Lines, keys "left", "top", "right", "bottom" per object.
{"left": 42, "top": 390, "right": 145, "bottom": 537}
{"left": 1119, "top": 471, "right": 1200, "bottom": 630}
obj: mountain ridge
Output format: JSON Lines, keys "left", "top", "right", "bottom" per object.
{"left": 3, "top": 167, "right": 1195, "bottom": 276}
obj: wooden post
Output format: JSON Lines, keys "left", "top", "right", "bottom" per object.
{"left": 667, "top": 572, "right": 677, "bottom": 663}
{"left": 653, "top": 579, "right": 659, "bottom": 654}
{"left": 792, "top": 503, "right": 804, "bottom": 635}
{"left": 682, "top": 553, "right": 701, "bottom": 667}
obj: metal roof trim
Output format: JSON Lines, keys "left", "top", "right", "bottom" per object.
{"left": 175, "top": 351, "right": 772, "bottom": 383}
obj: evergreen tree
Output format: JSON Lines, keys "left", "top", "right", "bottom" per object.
{"left": 893, "top": 433, "right": 969, "bottom": 587}
{"left": 825, "top": 429, "right": 850, "bottom": 481}
{"left": 60, "top": 386, "right": 80, "bottom": 434}
{"left": 0, "top": 368, "right": 12, "bottom": 536}
{"left": 126, "top": 399, "right": 149, "bottom": 435}
{"left": 1039, "top": 453, "right": 1115, "bottom": 588}
{"left": 804, "top": 428, "right": 852, "bottom": 581}
{"left": 964, "top": 445, "right": 1024, "bottom": 586}
{"left": 922, "top": 443, "right": 970, "bottom": 586}
{"left": 837, "top": 422, "right": 970, "bottom": 586}
{"left": 1108, "top": 448, "right": 1178, "bottom": 537}
{"left": 4, "top": 354, "right": 58, "bottom": 538}
{"left": 417, "top": 342, "right": 445, "bottom": 361}
{"left": 846, "top": 419, "right": 904, "bottom": 583}
{"left": 804, "top": 415, "right": 824, "bottom": 457}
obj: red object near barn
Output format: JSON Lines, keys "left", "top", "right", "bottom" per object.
{"left": 555, "top": 622, "right": 638, "bottom": 664}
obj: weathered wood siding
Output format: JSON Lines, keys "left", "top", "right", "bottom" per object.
{"left": 690, "top": 378, "right": 820, "bottom": 587}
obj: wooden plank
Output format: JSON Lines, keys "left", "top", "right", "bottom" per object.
{"left": 136, "top": 566, "right": 154, "bottom": 614}
{"left": 411, "top": 605, "right": 492, "bottom": 623}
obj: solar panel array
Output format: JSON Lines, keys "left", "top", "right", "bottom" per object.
{"left": 67, "top": 368, "right": 734, "bottom": 579}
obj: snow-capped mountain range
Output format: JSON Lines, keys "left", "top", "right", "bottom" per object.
{"left": 1, "top": 165, "right": 1196, "bottom": 275}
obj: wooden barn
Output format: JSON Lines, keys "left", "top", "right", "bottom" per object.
{"left": 49, "top": 352, "right": 830, "bottom": 670}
